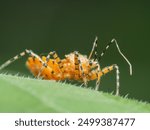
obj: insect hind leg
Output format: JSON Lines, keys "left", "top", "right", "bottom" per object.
{"left": 0, "top": 50, "right": 26, "bottom": 70}
{"left": 0, "top": 49, "right": 44, "bottom": 71}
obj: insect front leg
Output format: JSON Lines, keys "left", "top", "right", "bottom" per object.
{"left": 96, "top": 64, "right": 120, "bottom": 96}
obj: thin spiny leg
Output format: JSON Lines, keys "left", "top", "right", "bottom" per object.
{"left": 46, "top": 51, "right": 64, "bottom": 73}
{"left": 74, "top": 51, "right": 87, "bottom": 86}
{"left": 26, "top": 50, "right": 54, "bottom": 79}
{"left": 98, "top": 39, "right": 132, "bottom": 75}
{"left": 79, "top": 60, "right": 87, "bottom": 86}
{"left": 89, "top": 60, "right": 100, "bottom": 72}
{"left": 88, "top": 61, "right": 101, "bottom": 89}
{"left": 26, "top": 50, "right": 48, "bottom": 79}
{"left": 0, "top": 51, "right": 26, "bottom": 70}
{"left": 88, "top": 36, "right": 98, "bottom": 60}
{"left": 0, "top": 49, "right": 50, "bottom": 79}
{"left": 113, "top": 64, "right": 120, "bottom": 96}
{"left": 0, "top": 49, "right": 45, "bottom": 71}
{"left": 95, "top": 64, "right": 120, "bottom": 96}
{"left": 74, "top": 51, "right": 80, "bottom": 76}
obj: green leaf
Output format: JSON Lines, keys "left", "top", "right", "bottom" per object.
{"left": 0, "top": 74, "right": 150, "bottom": 112}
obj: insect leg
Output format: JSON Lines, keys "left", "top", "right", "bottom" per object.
{"left": 98, "top": 39, "right": 132, "bottom": 75}
{"left": 0, "top": 49, "right": 45, "bottom": 71}
{"left": 74, "top": 51, "right": 87, "bottom": 86}
{"left": 96, "top": 64, "right": 120, "bottom": 96}
{"left": 25, "top": 50, "right": 54, "bottom": 79}
{"left": 88, "top": 36, "right": 98, "bottom": 60}
{"left": 88, "top": 61, "right": 101, "bottom": 88}
{"left": 89, "top": 60, "right": 101, "bottom": 72}
{"left": 46, "top": 51, "right": 64, "bottom": 73}
{"left": 74, "top": 51, "right": 80, "bottom": 77}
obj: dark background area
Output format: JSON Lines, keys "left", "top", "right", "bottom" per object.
{"left": 0, "top": 0, "right": 149, "bottom": 102}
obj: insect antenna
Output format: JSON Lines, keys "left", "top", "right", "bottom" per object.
{"left": 88, "top": 36, "right": 98, "bottom": 60}
{"left": 98, "top": 39, "right": 132, "bottom": 75}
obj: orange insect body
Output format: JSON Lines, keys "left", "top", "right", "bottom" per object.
{"left": 26, "top": 53, "right": 102, "bottom": 82}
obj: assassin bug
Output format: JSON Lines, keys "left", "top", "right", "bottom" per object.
{"left": 0, "top": 37, "right": 132, "bottom": 95}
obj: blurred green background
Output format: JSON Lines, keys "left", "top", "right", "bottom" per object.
{"left": 0, "top": 0, "right": 149, "bottom": 102}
